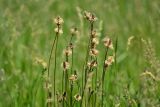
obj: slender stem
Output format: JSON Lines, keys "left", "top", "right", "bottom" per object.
{"left": 47, "top": 36, "right": 57, "bottom": 77}
{"left": 101, "top": 47, "right": 109, "bottom": 107}
{"left": 70, "top": 82, "right": 73, "bottom": 107}
{"left": 71, "top": 48, "right": 74, "bottom": 74}
{"left": 94, "top": 58, "right": 98, "bottom": 107}
{"left": 81, "top": 66, "right": 94, "bottom": 107}
{"left": 62, "top": 70, "right": 64, "bottom": 107}
{"left": 65, "top": 69, "right": 68, "bottom": 93}
{"left": 47, "top": 31, "right": 57, "bottom": 107}
{"left": 54, "top": 35, "right": 59, "bottom": 107}
{"left": 81, "top": 22, "right": 94, "bottom": 107}
{"left": 69, "top": 34, "right": 74, "bottom": 74}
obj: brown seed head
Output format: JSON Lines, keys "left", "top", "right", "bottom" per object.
{"left": 64, "top": 47, "right": 72, "bottom": 56}
{"left": 62, "top": 61, "right": 70, "bottom": 70}
{"left": 103, "top": 37, "right": 113, "bottom": 49}
{"left": 70, "top": 27, "right": 78, "bottom": 35}
{"left": 104, "top": 56, "right": 114, "bottom": 68}
{"left": 91, "top": 30, "right": 98, "bottom": 38}
{"left": 92, "top": 38, "right": 99, "bottom": 48}
{"left": 74, "top": 94, "right": 82, "bottom": 101}
{"left": 87, "top": 60, "right": 97, "bottom": 68}
{"left": 90, "top": 49, "right": 99, "bottom": 56}
{"left": 54, "top": 16, "right": 64, "bottom": 25}
{"left": 54, "top": 27, "right": 63, "bottom": 34}
{"left": 84, "top": 11, "right": 97, "bottom": 22}
{"left": 69, "top": 74, "right": 78, "bottom": 81}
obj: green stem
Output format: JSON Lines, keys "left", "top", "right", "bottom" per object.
{"left": 81, "top": 22, "right": 94, "bottom": 107}
{"left": 47, "top": 36, "right": 57, "bottom": 77}
{"left": 94, "top": 58, "right": 98, "bottom": 107}
{"left": 53, "top": 35, "right": 59, "bottom": 107}
{"left": 70, "top": 82, "right": 73, "bottom": 107}
{"left": 101, "top": 47, "right": 109, "bottom": 107}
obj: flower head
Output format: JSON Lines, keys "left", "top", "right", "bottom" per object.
{"left": 69, "top": 74, "right": 78, "bottom": 81}
{"left": 54, "top": 27, "right": 63, "bottom": 34}
{"left": 103, "top": 37, "right": 113, "bottom": 49}
{"left": 104, "top": 56, "right": 114, "bottom": 68}
{"left": 91, "top": 30, "right": 98, "bottom": 38}
{"left": 91, "top": 38, "right": 99, "bottom": 48}
{"left": 62, "top": 61, "right": 70, "bottom": 70}
{"left": 87, "top": 60, "right": 97, "bottom": 68}
{"left": 64, "top": 46, "right": 72, "bottom": 56}
{"left": 54, "top": 16, "right": 64, "bottom": 25}
{"left": 74, "top": 94, "right": 82, "bottom": 101}
{"left": 90, "top": 49, "right": 99, "bottom": 56}
{"left": 84, "top": 11, "right": 97, "bottom": 22}
{"left": 70, "top": 27, "right": 78, "bottom": 35}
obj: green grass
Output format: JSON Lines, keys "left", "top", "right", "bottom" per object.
{"left": 0, "top": 0, "right": 160, "bottom": 107}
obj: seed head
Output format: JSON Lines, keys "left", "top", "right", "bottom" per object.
{"left": 74, "top": 94, "right": 82, "bottom": 101}
{"left": 84, "top": 11, "right": 97, "bottom": 22}
{"left": 104, "top": 56, "right": 114, "bottom": 68}
{"left": 91, "top": 30, "right": 98, "bottom": 38}
{"left": 70, "top": 27, "right": 78, "bottom": 35}
{"left": 64, "top": 47, "right": 72, "bottom": 56}
{"left": 54, "top": 27, "right": 63, "bottom": 34}
{"left": 62, "top": 61, "right": 70, "bottom": 70}
{"left": 69, "top": 74, "right": 78, "bottom": 81}
{"left": 87, "top": 60, "right": 97, "bottom": 68}
{"left": 90, "top": 49, "right": 99, "bottom": 56}
{"left": 92, "top": 38, "right": 99, "bottom": 45}
{"left": 54, "top": 16, "right": 64, "bottom": 25}
{"left": 103, "top": 37, "right": 113, "bottom": 49}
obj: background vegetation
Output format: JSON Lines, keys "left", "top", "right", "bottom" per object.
{"left": 0, "top": 0, "right": 159, "bottom": 107}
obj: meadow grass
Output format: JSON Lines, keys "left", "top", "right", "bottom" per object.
{"left": 0, "top": 0, "right": 160, "bottom": 107}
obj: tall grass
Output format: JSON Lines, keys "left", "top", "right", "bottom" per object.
{"left": 44, "top": 11, "right": 115, "bottom": 107}
{"left": 0, "top": 0, "right": 160, "bottom": 107}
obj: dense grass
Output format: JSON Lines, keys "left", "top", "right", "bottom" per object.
{"left": 0, "top": 0, "right": 160, "bottom": 107}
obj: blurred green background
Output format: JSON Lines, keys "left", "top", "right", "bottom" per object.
{"left": 0, "top": 0, "right": 159, "bottom": 107}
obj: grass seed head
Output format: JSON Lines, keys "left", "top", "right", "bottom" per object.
{"left": 64, "top": 47, "right": 72, "bottom": 56}
{"left": 90, "top": 48, "right": 99, "bottom": 56}
{"left": 103, "top": 37, "right": 113, "bottom": 49}
{"left": 91, "top": 30, "right": 98, "bottom": 38}
{"left": 104, "top": 56, "right": 115, "bottom": 68}
{"left": 54, "top": 16, "right": 64, "bottom": 25}
{"left": 54, "top": 27, "right": 63, "bottom": 34}
{"left": 70, "top": 27, "right": 78, "bottom": 35}
{"left": 62, "top": 61, "right": 70, "bottom": 70}
{"left": 84, "top": 11, "right": 97, "bottom": 22}
{"left": 74, "top": 94, "right": 82, "bottom": 101}
{"left": 87, "top": 60, "right": 97, "bottom": 68}
{"left": 69, "top": 74, "right": 78, "bottom": 81}
{"left": 92, "top": 38, "right": 99, "bottom": 45}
